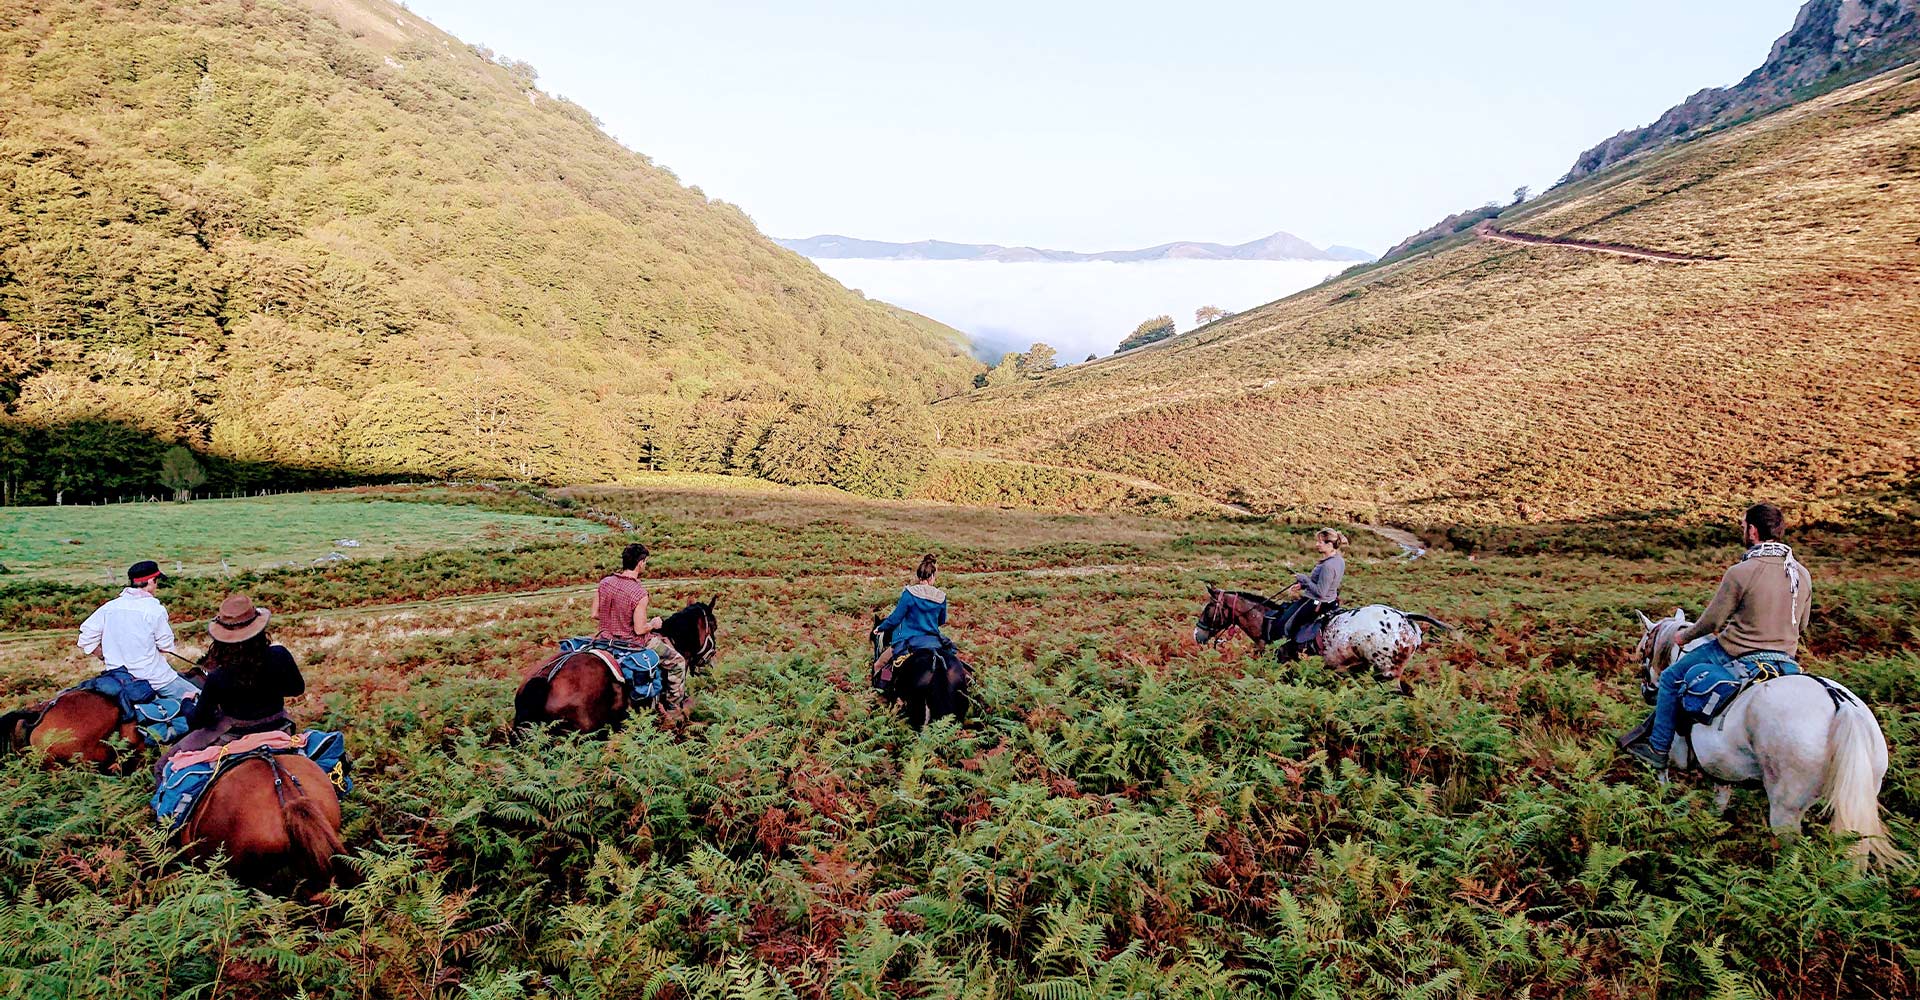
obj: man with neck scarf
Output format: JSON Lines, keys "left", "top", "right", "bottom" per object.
{"left": 1626, "top": 503, "right": 1813, "bottom": 770}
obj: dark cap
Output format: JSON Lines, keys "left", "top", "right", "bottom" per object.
{"left": 128, "top": 560, "right": 166, "bottom": 585}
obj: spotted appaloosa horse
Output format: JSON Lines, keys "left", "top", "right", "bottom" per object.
{"left": 0, "top": 666, "right": 206, "bottom": 771}
{"left": 1193, "top": 585, "right": 1448, "bottom": 693}
{"left": 513, "top": 598, "right": 719, "bottom": 733}
{"left": 1632, "top": 609, "right": 1903, "bottom": 866}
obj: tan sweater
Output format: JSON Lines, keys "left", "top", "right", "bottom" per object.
{"left": 1676, "top": 553, "right": 1813, "bottom": 657}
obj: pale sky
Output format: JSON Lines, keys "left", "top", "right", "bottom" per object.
{"left": 402, "top": 0, "right": 1807, "bottom": 254}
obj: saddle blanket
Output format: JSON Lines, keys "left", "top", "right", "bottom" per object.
{"left": 1681, "top": 650, "right": 1800, "bottom": 720}
{"left": 69, "top": 667, "right": 195, "bottom": 745}
{"left": 152, "top": 730, "right": 351, "bottom": 833}
{"left": 557, "top": 637, "right": 662, "bottom": 702}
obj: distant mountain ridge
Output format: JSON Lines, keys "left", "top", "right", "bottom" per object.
{"left": 778, "top": 232, "right": 1374, "bottom": 263}
{"left": 1562, "top": 0, "right": 1920, "bottom": 182}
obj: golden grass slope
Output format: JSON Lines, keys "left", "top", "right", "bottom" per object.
{"left": 938, "top": 66, "right": 1920, "bottom": 524}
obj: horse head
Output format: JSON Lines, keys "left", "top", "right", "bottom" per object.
{"left": 0, "top": 708, "right": 38, "bottom": 755}
{"left": 1633, "top": 608, "right": 1691, "bottom": 702}
{"left": 1194, "top": 584, "right": 1231, "bottom": 646}
{"left": 664, "top": 599, "right": 720, "bottom": 674}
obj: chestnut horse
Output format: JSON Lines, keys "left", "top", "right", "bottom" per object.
{"left": 0, "top": 665, "right": 205, "bottom": 771}
{"left": 184, "top": 753, "right": 347, "bottom": 894}
{"left": 513, "top": 598, "right": 719, "bottom": 733}
{"left": 1193, "top": 585, "right": 1448, "bottom": 693}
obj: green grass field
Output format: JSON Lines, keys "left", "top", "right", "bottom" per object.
{"left": 0, "top": 484, "right": 1915, "bottom": 999}
{"left": 0, "top": 491, "right": 605, "bottom": 584}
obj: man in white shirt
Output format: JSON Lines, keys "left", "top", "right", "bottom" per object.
{"left": 76, "top": 560, "right": 197, "bottom": 702}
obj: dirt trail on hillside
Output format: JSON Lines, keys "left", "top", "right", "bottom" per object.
{"left": 945, "top": 451, "right": 1257, "bottom": 515}
{"left": 1474, "top": 221, "right": 1724, "bottom": 263}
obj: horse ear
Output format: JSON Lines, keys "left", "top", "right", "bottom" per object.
{"left": 1671, "top": 607, "right": 1685, "bottom": 621}
{"left": 708, "top": 594, "right": 719, "bottom": 611}
{"left": 1635, "top": 610, "right": 1653, "bottom": 630}
{"left": 1206, "top": 582, "right": 1219, "bottom": 596}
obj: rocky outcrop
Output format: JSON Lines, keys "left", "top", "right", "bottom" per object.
{"left": 1561, "top": 0, "right": 1920, "bottom": 184}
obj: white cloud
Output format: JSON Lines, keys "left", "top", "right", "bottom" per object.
{"left": 813, "top": 259, "right": 1353, "bottom": 361}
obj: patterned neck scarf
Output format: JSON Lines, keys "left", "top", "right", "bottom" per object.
{"left": 1743, "top": 541, "right": 1807, "bottom": 630}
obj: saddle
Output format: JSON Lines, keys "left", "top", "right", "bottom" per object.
{"left": 1262, "top": 601, "right": 1344, "bottom": 648}
{"left": 1680, "top": 651, "right": 1799, "bottom": 729}
{"left": 554, "top": 637, "right": 663, "bottom": 703}
{"left": 152, "top": 729, "right": 351, "bottom": 835}
{"left": 62, "top": 667, "right": 199, "bottom": 745}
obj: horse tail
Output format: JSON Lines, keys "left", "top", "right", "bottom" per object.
{"left": 513, "top": 675, "right": 552, "bottom": 730}
{"left": 280, "top": 765, "right": 348, "bottom": 885}
{"left": 0, "top": 708, "right": 41, "bottom": 754}
{"left": 1824, "top": 698, "right": 1905, "bottom": 867}
{"left": 1404, "top": 613, "right": 1452, "bottom": 633}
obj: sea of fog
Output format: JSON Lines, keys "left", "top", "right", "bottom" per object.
{"left": 810, "top": 258, "right": 1358, "bottom": 361}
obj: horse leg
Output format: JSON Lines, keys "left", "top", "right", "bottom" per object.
{"left": 1762, "top": 756, "right": 1821, "bottom": 842}
{"left": 1713, "top": 785, "right": 1733, "bottom": 814}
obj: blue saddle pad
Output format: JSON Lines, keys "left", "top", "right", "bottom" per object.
{"left": 557, "top": 637, "right": 662, "bottom": 702}
{"left": 152, "top": 730, "right": 352, "bottom": 833}
{"left": 70, "top": 668, "right": 194, "bottom": 745}
{"left": 1680, "top": 651, "right": 1799, "bottom": 719}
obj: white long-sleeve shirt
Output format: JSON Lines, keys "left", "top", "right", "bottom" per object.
{"left": 77, "top": 588, "right": 177, "bottom": 686}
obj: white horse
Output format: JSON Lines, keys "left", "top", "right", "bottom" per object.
{"left": 1633, "top": 609, "right": 1904, "bottom": 866}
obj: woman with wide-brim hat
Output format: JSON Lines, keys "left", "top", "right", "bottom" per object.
{"left": 160, "top": 594, "right": 306, "bottom": 764}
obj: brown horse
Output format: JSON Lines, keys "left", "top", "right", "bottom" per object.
{"left": 0, "top": 666, "right": 205, "bottom": 771}
{"left": 184, "top": 753, "right": 347, "bottom": 894}
{"left": 513, "top": 598, "right": 719, "bottom": 733}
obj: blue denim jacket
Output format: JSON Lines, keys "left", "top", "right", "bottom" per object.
{"left": 879, "top": 584, "right": 948, "bottom": 651}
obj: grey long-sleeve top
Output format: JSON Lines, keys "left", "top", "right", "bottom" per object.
{"left": 1295, "top": 553, "right": 1345, "bottom": 603}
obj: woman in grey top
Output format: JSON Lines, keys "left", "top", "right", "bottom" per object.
{"left": 1276, "top": 528, "right": 1348, "bottom": 661}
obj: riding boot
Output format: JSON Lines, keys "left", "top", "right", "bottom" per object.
{"left": 871, "top": 649, "right": 897, "bottom": 689}
{"left": 1275, "top": 640, "right": 1300, "bottom": 663}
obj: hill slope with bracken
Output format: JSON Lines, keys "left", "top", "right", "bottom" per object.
{"left": 0, "top": 0, "right": 978, "bottom": 502}
{"left": 936, "top": 59, "right": 1920, "bottom": 524}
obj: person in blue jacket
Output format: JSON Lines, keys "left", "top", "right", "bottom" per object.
{"left": 872, "top": 554, "right": 949, "bottom": 685}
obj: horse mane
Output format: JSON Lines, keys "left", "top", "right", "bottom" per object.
{"left": 660, "top": 601, "right": 708, "bottom": 645}
{"left": 1226, "top": 590, "right": 1280, "bottom": 609}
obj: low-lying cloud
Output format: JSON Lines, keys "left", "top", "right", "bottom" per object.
{"left": 811, "top": 259, "right": 1356, "bottom": 361}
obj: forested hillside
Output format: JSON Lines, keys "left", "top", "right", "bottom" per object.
{"left": 938, "top": 60, "right": 1920, "bottom": 524}
{"left": 0, "top": 0, "right": 978, "bottom": 503}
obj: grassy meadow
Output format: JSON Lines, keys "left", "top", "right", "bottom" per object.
{"left": 937, "top": 65, "right": 1920, "bottom": 524}
{"left": 0, "top": 491, "right": 605, "bottom": 584}
{"left": 0, "top": 484, "right": 1915, "bottom": 999}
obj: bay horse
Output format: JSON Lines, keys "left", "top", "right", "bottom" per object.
{"left": 1193, "top": 585, "right": 1448, "bottom": 693}
{"left": 0, "top": 664, "right": 205, "bottom": 771}
{"left": 184, "top": 753, "right": 347, "bottom": 894}
{"left": 1630, "top": 609, "right": 1903, "bottom": 866}
{"left": 513, "top": 598, "right": 719, "bottom": 733}
{"left": 868, "top": 617, "right": 971, "bottom": 729}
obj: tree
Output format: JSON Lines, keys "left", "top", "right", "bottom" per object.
{"left": 159, "top": 446, "right": 207, "bottom": 502}
{"left": 985, "top": 352, "right": 1023, "bottom": 388}
{"left": 1512, "top": 185, "right": 1531, "bottom": 206}
{"left": 1016, "top": 343, "right": 1057, "bottom": 375}
{"left": 1194, "top": 305, "right": 1227, "bottom": 326}
{"left": 1116, "top": 315, "right": 1177, "bottom": 353}
{"left": 1084, "top": 353, "right": 1097, "bottom": 363}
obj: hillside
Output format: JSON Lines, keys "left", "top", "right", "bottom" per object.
{"left": 936, "top": 61, "right": 1920, "bottom": 524}
{"left": 1564, "top": 0, "right": 1920, "bottom": 182}
{"left": 778, "top": 231, "right": 1371, "bottom": 263}
{"left": 0, "top": 0, "right": 979, "bottom": 503}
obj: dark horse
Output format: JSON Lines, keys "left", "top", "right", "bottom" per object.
{"left": 185, "top": 753, "right": 347, "bottom": 895}
{"left": 0, "top": 665, "right": 206, "bottom": 771}
{"left": 869, "top": 617, "right": 971, "bottom": 729}
{"left": 512, "top": 598, "right": 719, "bottom": 733}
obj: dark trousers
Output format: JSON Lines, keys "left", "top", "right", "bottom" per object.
{"left": 1276, "top": 599, "right": 1323, "bottom": 643}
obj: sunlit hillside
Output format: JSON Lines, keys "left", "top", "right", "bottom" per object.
{"left": 0, "top": 0, "right": 978, "bottom": 502}
{"left": 936, "top": 64, "right": 1920, "bottom": 525}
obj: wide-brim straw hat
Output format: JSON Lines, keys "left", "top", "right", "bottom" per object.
{"left": 209, "top": 593, "right": 271, "bottom": 643}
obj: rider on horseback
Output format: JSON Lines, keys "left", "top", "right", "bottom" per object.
{"left": 76, "top": 560, "right": 198, "bottom": 705}
{"left": 872, "top": 554, "right": 949, "bottom": 687}
{"left": 1625, "top": 503, "right": 1812, "bottom": 770}
{"left": 1275, "top": 529, "right": 1347, "bottom": 662}
{"left": 162, "top": 594, "right": 304, "bottom": 767}
{"left": 595, "top": 542, "right": 692, "bottom": 715}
